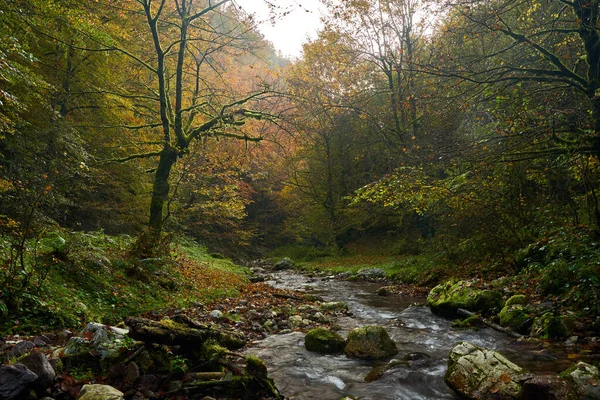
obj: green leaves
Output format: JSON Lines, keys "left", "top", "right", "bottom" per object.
{"left": 351, "top": 166, "right": 448, "bottom": 215}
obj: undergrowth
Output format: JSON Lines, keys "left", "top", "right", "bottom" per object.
{"left": 0, "top": 231, "right": 249, "bottom": 335}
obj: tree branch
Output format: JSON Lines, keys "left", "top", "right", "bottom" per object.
{"left": 95, "top": 151, "right": 162, "bottom": 165}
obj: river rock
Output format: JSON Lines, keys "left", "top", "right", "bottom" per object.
{"left": 62, "top": 323, "right": 129, "bottom": 372}
{"left": 62, "top": 337, "right": 100, "bottom": 371}
{"left": 521, "top": 375, "right": 578, "bottom": 400}
{"left": 376, "top": 286, "right": 394, "bottom": 296}
{"left": 0, "top": 363, "right": 38, "bottom": 399}
{"left": 498, "top": 304, "right": 533, "bottom": 334}
{"left": 344, "top": 326, "right": 397, "bottom": 360}
{"left": 274, "top": 257, "right": 295, "bottom": 270}
{"left": 77, "top": 384, "right": 124, "bottom": 400}
{"left": 505, "top": 294, "right": 526, "bottom": 307}
{"left": 7, "top": 340, "right": 36, "bottom": 358}
{"left": 444, "top": 341, "right": 524, "bottom": 399}
{"left": 530, "top": 312, "right": 574, "bottom": 339}
{"left": 304, "top": 328, "right": 345, "bottom": 354}
{"left": 83, "top": 322, "right": 128, "bottom": 337}
{"left": 19, "top": 352, "right": 56, "bottom": 389}
{"left": 288, "top": 315, "right": 303, "bottom": 328}
{"left": 310, "top": 311, "right": 329, "bottom": 323}
{"left": 356, "top": 268, "right": 386, "bottom": 281}
{"left": 560, "top": 362, "right": 600, "bottom": 400}
{"left": 427, "top": 280, "right": 504, "bottom": 318}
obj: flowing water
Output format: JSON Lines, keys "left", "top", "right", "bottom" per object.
{"left": 246, "top": 271, "right": 591, "bottom": 400}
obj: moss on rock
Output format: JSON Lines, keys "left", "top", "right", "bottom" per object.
{"left": 78, "top": 384, "right": 124, "bottom": 400}
{"left": 245, "top": 355, "right": 269, "bottom": 379}
{"left": 344, "top": 326, "right": 397, "bottom": 360}
{"left": 427, "top": 280, "right": 504, "bottom": 318}
{"left": 451, "top": 315, "right": 480, "bottom": 329}
{"left": 319, "top": 302, "right": 349, "bottom": 312}
{"left": 560, "top": 362, "right": 600, "bottom": 400}
{"left": 530, "top": 313, "right": 574, "bottom": 340}
{"left": 304, "top": 328, "right": 345, "bottom": 354}
{"left": 505, "top": 294, "right": 526, "bottom": 307}
{"left": 498, "top": 305, "right": 532, "bottom": 334}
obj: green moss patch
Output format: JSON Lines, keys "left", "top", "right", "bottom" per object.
{"left": 304, "top": 328, "right": 345, "bottom": 354}
{"left": 344, "top": 326, "right": 397, "bottom": 360}
{"left": 427, "top": 280, "right": 504, "bottom": 318}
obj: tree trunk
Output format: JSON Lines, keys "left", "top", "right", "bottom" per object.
{"left": 149, "top": 146, "right": 178, "bottom": 231}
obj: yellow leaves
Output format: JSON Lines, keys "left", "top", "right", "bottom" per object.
{"left": 0, "top": 178, "right": 14, "bottom": 193}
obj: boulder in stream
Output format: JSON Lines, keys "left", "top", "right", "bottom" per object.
{"left": 560, "top": 362, "right": 600, "bottom": 400}
{"left": 274, "top": 257, "right": 295, "bottom": 270}
{"left": 498, "top": 304, "right": 533, "bottom": 334}
{"left": 304, "top": 328, "right": 345, "bottom": 354}
{"left": 427, "top": 280, "right": 504, "bottom": 318}
{"left": 376, "top": 286, "right": 394, "bottom": 296}
{"left": 444, "top": 341, "right": 524, "bottom": 400}
{"left": 344, "top": 326, "right": 398, "bottom": 360}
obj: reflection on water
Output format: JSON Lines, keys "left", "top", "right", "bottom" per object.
{"left": 247, "top": 271, "right": 589, "bottom": 400}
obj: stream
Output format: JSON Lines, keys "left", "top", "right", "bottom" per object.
{"left": 245, "top": 271, "right": 592, "bottom": 400}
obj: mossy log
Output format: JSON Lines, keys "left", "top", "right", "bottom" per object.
{"left": 125, "top": 317, "right": 246, "bottom": 350}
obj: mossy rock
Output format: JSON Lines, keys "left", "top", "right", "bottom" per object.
{"left": 78, "top": 384, "right": 124, "bottom": 400}
{"left": 427, "top": 280, "right": 504, "bottom": 318}
{"left": 530, "top": 313, "right": 574, "bottom": 340}
{"left": 560, "top": 362, "right": 600, "bottom": 400}
{"left": 144, "top": 346, "right": 173, "bottom": 373}
{"left": 246, "top": 356, "right": 268, "bottom": 379}
{"left": 451, "top": 315, "right": 480, "bottom": 329}
{"left": 344, "top": 326, "right": 397, "bottom": 360}
{"left": 61, "top": 338, "right": 100, "bottom": 372}
{"left": 505, "top": 294, "right": 526, "bottom": 307}
{"left": 304, "top": 328, "right": 345, "bottom": 354}
{"left": 376, "top": 286, "right": 394, "bottom": 296}
{"left": 498, "top": 305, "right": 533, "bottom": 334}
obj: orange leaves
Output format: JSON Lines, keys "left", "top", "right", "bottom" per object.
{"left": 498, "top": 373, "right": 512, "bottom": 384}
{"left": 176, "top": 257, "right": 245, "bottom": 297}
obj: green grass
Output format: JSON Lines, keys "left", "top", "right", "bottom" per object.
{"left": 290, "top": 252, "right": 446, "bottom": 286}
{"left": 0, "top": 231, "right": 250, "bottom": 334}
